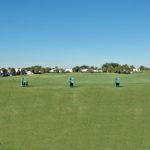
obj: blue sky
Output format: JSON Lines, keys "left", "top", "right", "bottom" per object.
{"left": 0, "top": 0, "right": 150, "bottom": 68}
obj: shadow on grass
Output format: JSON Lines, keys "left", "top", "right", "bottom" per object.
{"left": 115, "top": 85, "right": 124, "bottom": 88}
{"left": 69, "top": 85, "right": 79, "bottom": 88}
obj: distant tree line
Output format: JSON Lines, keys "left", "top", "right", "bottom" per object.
{"left": 139, "top": 65, "right": 150, "bottom": 71}
{"left": 72, "top": 64, "right": 150, "bottom": 73}
{"left": 101, "top": 63, "right": 150, "bottom": 73}
{"left": 0, "top": 63, "right": 149, "bottom": 77}
{"left": 0, "top": 66, "right": 63, "bottom": 76}
{"left": 102, "top": 63, "right": 132, "bottom": 74}
{"left": 72, "top": 65, "right": 99, "bottom": 72}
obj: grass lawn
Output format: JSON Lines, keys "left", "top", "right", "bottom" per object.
{"left": 0, "top": 72, "right": 150, "bottom": 150}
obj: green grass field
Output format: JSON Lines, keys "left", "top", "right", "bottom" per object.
{"left": 0, "top": 72, "right": 150, "bottom": 150}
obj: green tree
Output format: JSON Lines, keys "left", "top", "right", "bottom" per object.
{"left": 54, "top": 66, "right": 59, "bottom": 73}
{"left": 8, "top": 68, "right": 16, "bottom": 76}
{"left": 40, "top": 68, "right": 46, "bottom": 74}
{"left": 21, "top": 68, "right": 27, "bottom": 75}
{"left": 130, "top": 65, "right": 135, "bottom": 70}
{"left": 1, "top": 68, "right": 9, "bottom": 76}
{"left": 139, "top": 65, "right": 145, "bottom": 71}
{"left": 45, "top": 67, "right": 51, "bottom": 73}
{"left": 72, "top": 66, "right": 80, "bottom": 72}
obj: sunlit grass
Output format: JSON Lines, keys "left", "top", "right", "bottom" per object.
{"left": 0, "top": 72, "right": 150, "bottom": 150}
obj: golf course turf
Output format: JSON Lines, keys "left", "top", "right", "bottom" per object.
{"left": 0, "top": 72, "right": 150, "bottom": 150}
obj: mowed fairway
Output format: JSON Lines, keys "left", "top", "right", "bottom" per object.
{"left": 0, "top": 72, "right": 150, "bottom": 150}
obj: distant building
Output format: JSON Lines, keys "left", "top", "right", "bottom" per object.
{"left": 98, "top": 69, "right": 103, "bottom": 72}
{"left": 65, "top": 68, "right": 73, "bottom": 73}
{"left": 50, "top": 69, "right": 55, "bottom": 73}
{"left": 26, "top": 71, "right": 34, "bottom": 75}
{"left": 80, "top": 69, "right": 88, "bottom": 72}
{"left": 15, "top": 68, "right": 21, "bottom": 72}
{"left": 93, "top": 69, "right": 99, "bottom": 73}
{"left": 133, "top": 68, "right": 140, "bottom": 72}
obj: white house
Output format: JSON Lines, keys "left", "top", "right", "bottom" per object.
{"left": 50, "top": 69, "right": 55, "bottom": 73}
{"left": 15, "top": 68, "right": 21, "bottom": 72}
{"left": 98, "top": 69, "right": 103, "bottom": 72}
{"left": 133, "top": 68, "right": 140, "bottom": 72}
{"left": 93, "top": 69, "right": 99, "bottom": 73}
{"left": 26, "top": 71, "right": 34, "bottom": 75}
{"left": 80, "top": 69, "right": 88, "bottom": 72}
{"left": 65, "top": 68, "right": 73, "bottom": 73}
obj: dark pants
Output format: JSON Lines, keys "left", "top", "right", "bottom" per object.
{"left": 70, "top": 82, "right": 74, "bottom": 87}
{"left": 116, "top": 82, "right": 120, "bottom": 87}
{"left": 22, "top": 81, "right": 28, "bottom": 87}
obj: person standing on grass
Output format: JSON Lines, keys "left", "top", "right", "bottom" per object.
{"left": 69, "top": 77, "right": 74, "bottom": 87}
